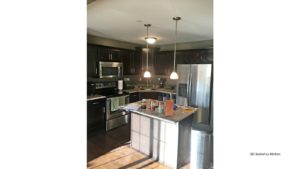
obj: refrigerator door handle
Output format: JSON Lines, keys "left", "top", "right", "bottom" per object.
{"left": 188, "top": 71, "right": 193, "bottom": 106}
{"left": 186, "top": 73, "right": 190, "bottom": 106}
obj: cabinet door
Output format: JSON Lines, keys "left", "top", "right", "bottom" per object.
{"left": 87, "top": 45, "right": 98, "bottom": 78}
{"left": 155, "top": 52, "right": 173, "bottom": 75}
{"left": 133, "top": 51, "right": 141, "bottom": 75}
{"left": 139, "top": 92, "right": 159, "bottom": 99}
{"left": 129, "top": 92, "right": 139, "bottom": 103}
{"left": 122, "top": 50, "right": 137, "bottom": 75}
{"left": 206, "top": 48, "right": 213, "bottom": 63}
{"left": 87, "top": 99, "right": 106, "bottom": 132}
{"left": 97, "top": 46, "right": 110, "bottom": 61}
{"left": 140, "top": 47, "right": 159, "bottom": 75}
{"left": 122, "top": 50, "right": 131, "bottom": 75}
{"left": 179, "top": 49, "right": 213, "bottom": 64}
{"left": 109, "top": 49, "right": 121, "bottom": 61}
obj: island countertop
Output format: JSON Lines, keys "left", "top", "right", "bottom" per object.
{"left": 123, "top": 101, "right": 197, "bottom": 124}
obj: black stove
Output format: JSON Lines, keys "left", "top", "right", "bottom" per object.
{"left": 88, "top": 81, "right": 128, "bottom": 98}
{"left": 97, "top": 91, "right": 129, "bottom": 98}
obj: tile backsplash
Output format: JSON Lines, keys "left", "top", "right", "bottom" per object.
{"left": 123, "top": 75, "right": 177, "bottom": 89}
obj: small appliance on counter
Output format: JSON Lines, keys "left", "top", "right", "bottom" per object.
{"left": 118, "top": 80, "right": 123, "bottom": 93}
{"left": 158, "top": 77, "right": 166, "bottom": 88}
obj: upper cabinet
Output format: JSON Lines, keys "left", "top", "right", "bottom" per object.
{"left": 87, "top": 44, "right": 129, "bottom": 78}
{"left": 87, "top": 44, "right": 98, "bottom": 78}
{"left": 88, "top": 43, "right": 213, "bottom": 78}
{"left": 154, "top": 49, "right": 213, "bottom": 76}
{"left": 177, "top": 48, "right": 213, "bottom": 64}
{"left": 122, "top": 49, "right": 141, "bottom": 75}
{"left": 154, "top": 51, "right": 174, "bottom": 75}
{"left": 136, "top": 47, "right": 160, "bottom": 76}
{"left": 98, "top": 47, "right": 121, "bottom": 61}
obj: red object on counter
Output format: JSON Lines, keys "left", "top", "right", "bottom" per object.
{"left": 165, "top": 99, "right": 174, "bottom": 116}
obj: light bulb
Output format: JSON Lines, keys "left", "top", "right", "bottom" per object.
{"left": 144, "top": 70, "right": 151, "bottom": 78}
{"left": 145, "top": 37, "right": 157, "bottom": 44}
{"left": 170, "top": 71, "right": 179, "bottom": 80}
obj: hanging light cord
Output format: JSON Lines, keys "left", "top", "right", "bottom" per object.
{"left": 173, "top": 19, "right": 178, "bottom": 71}
{"left": 146, "top": 26, "right": 149, "bottom": 70}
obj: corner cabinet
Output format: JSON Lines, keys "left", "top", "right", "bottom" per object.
{"left": 122, "top": 50, "right": 141, "bottom": 75}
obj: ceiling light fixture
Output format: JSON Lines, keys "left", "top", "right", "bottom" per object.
{"left": 170, "top": 17, "right": 181, "bottom": 80}
{"left": 145, "top": 37, "right": 157, "bottom": 44}
{"left": 143, "top": 24, "right": 152, "bottom": 78}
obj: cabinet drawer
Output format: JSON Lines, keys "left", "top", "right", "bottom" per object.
{"left": 87, "top": 98, "right": 106, "bottom": 108}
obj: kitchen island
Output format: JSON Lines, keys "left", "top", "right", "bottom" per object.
{"left": 124, "top": 101, "right": 196, "bottom": 169}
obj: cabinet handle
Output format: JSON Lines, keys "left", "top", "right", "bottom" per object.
{"left": 95, "top": 66, "right": 98, "bottom": 76}
{"left": 92, "top": 102, "right": 100, "bottom": 105}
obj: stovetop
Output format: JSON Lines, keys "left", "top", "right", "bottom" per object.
{"left": 87, "top": 94, "right": 106, "bottom": 101}
{"left": 99, "top": 91, "right": 129, "bottom": 97}
{"left": 88, "top": 91, "right": 129, "bottom": 98}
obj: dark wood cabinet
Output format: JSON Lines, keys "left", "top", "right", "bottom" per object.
{"left": 136, "top": 47, "right": 159, "bottom": 76}
{"left": 122, "top": 50, "right": 141, "bottom": 75}
{"left": 129, "top": 92, "right": 139, "bottom": 103}
{"left": 87, "top": 98, "right": 106, "bottom": 133}
{"left": 98, "top": 47, "right": 121, "bottom": 61}
{"left": 154, "top": 48, "right": 213, "bottom": 75}
{"left": 154, "top": 51, "right": 174, "bottom": 75}
{"left": 87, "top": 45, "right": 98, "bottom": 78}
{"left": 87, "top": 44, "right": 133, "bottom": 78}
{"left": 176, "top": 49, "right": 213, "bottom": 64}
{"left": 139, "top": 92, "right": 159, "bottom": 100}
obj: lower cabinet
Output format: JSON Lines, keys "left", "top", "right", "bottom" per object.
{"left": 130, "top": 112, "right": 190, "bottom": 169}
{"left": 139, "top": 92, "right": 159, "bottom": 100}
{"left": 129, "top": 92, "right": 139, "bottom": 103}
{"left": 87, "top": 98, "right": 106, "bottom": 133}
{"left": 131, "top": 91, "right": 176, "bottom": 102}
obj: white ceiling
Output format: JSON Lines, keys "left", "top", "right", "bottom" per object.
{"left": 87, "top": 0, "right": 213, "bottom": 45}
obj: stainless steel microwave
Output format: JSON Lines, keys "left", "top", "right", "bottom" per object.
{"left": 98, "top": 61, "right": 123, "bottom": 79}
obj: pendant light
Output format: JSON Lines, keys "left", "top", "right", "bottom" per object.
{"left": 170, "top": 17, "right": 180, "bottom": 80}
{"left": 143, "top": 24, "right": 152, "bottom": 78}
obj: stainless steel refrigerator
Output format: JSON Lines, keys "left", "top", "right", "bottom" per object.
{"left": 176, "top": 64, "right": 212, "bottom": 124}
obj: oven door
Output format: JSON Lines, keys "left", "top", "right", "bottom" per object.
{"left": 106, "top": 95, "right": 129, "bottom": 120}
{"left": 99, "top": 61, "right": 123, "bottom": 78}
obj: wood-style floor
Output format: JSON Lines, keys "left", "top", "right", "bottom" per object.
{"left": 87, "top": 124, "right": 131, "bottom": 162}
{"left": 87, "top": 145, "right": 190, "bottom": 169}
{"left": 87, "top": 124, "right": 190, "bottom": 169}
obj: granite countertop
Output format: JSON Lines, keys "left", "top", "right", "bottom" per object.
{"left": 87, "top": 95, "right": 106, "bottom": 101}
{"left": 123, "top": 101, "right": 197, "bottom": 124}
{"left": 124, "top": 88, "right": 176, "bottom": 94}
